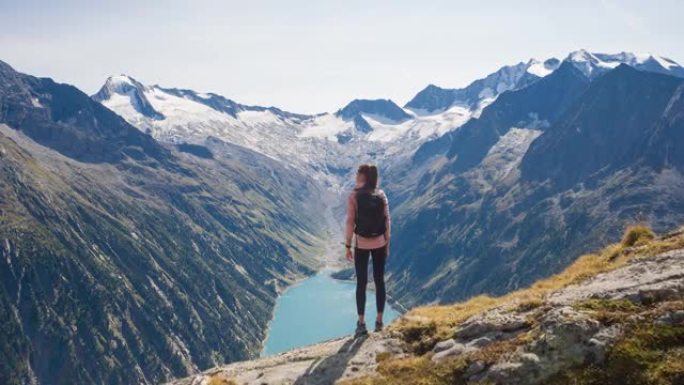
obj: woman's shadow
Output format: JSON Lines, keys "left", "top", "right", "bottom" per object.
{"left": 293, "top": 335, "right": 368, "bottom": 385}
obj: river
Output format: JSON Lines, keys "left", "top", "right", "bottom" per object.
{"left": 261, "top": 270, "right": 402, "bottom": 356}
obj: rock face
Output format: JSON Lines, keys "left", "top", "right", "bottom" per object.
{"left": 167, "top": 248, "right": 684, "bottom": 385}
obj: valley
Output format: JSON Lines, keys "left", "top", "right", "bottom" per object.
{"left": 2, "top": 48, "right": 684, "bottom": 385}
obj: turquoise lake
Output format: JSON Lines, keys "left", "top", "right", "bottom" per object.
{"left": 262, "top": 271, "right": 401, "bottom": 356}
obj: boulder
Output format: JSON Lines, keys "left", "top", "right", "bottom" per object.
{"left": 432, "top": 339, "right": 457, "bottom": 353}
{"left": 431, "top": 342, "right": 470, "bottom": 362}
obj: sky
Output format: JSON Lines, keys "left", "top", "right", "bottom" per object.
{"left": 1, "top": 0, "right": 683, "bottom": 114}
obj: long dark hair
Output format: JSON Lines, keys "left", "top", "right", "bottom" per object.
{"left": 357, "top": 164, "right": 378, "bottom": 190}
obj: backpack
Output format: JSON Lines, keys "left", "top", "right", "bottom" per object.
{"left": 354, "top": 189, "right": 386, "bottom": 237}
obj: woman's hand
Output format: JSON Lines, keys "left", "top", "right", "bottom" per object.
{"left": 346, "top": 248, "right": 354, "bottom": 262}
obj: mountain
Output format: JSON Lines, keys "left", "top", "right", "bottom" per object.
{"left": 93, "top": 75, "right": 361, "bottom": 187}
{"left": 92, "top": 75, "right": 311, "bottom": 138}
{"left": 386, "top": 64, "right": 684, "bottom": 307}
{"left": 419, "top": 61, "right": 589, "bottom": 171}
{"left": 405, "top": 58, "right": 560, "bottom": 114}
{"left": 91, "top": 75, "right": 165, "bottom": 120}
{"left": 169, "top": 228, "right": 684, "bottom": 385}
{"left": 92, "top": 77, "right": 464, "bottom": 187}
{"left": 0, "top": 63, "right": 166, "bottom": 164}
{"left": 0, "top": 61, "right": 327, "bottom": 385}
{"left": 92, "top": 50, "right": 684, "bottom": 191}
{"left": 334, "top": 99, "right": 412, "bottom": 141}
{"left": 521, "top": 64, "right": 684, "bottom": 189}
{"left": 404, "top": 50, "right": 684, "bottom": 117}
{"left": 5, "top": 48, "right": 684, "bottom": 384}
{"left": 566, "top": 49, "right": 684, "bottom": 79}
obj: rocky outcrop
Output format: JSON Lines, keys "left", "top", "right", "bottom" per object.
{"left": 168, "top": 333, "right": 404, "bottom": 385}
{"left": 434, "top": 248, "right": 684, "bottom": 385}
{"left": 167, "top": 248, "right": 684, "bottom": 385}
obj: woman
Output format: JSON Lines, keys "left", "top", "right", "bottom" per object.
{"left": 345, "top": 164, "right": 391, "bottom": 337}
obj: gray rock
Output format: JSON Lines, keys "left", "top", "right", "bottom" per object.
{"left": 431, "top": 343, "right": 469, "bottom": 362}
{"left": 549, "top": 250, "right": 684, "bottom": 306}
{"left": 464, "top": 360, "right": 486, "bottom": 377}
{"left": 456, "top": 313, "right": 529, "bottom": 339}
{"left": 656, "top": 310, "right": 684, "bottom": 325}
{"left": 638, "top": 287, "right": 680, "bottom": 304}
{"left": 467, "top": 336, "right": 493, "bottom": 348}
{"left": 476, "top": 307, "right": 625, "bottom": 385}
{"left": 586, "top": 338, "right": 606, "bottom": 363}
{"left": 432, "top": 338, "right": 457, "bottom": 353}
{"left": 519, "top": 353, "right": 540, "bottom": 364}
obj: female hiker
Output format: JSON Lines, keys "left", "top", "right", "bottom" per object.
{"left": 345, "top": 164, "right": 391, "bottom": 337}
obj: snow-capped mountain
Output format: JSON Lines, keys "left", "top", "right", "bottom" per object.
{"left": 93, "top": 75, "right": 310, "bottom": 139}
{"left": 94, "top": 75, "right": 330, "bottom": 169}
{"left": 565, "top": 49, "right": 684, "bottom": 79}
{"left": 92, "top": 75, "right": 164, "bottom": 121}
{"left": 92, "top": 76, "right": 470, "bottom": 186}
{"left": 404, "top": 50, "right": 684, "bottom": 118}
{"left": 333, "top": 99, "right": 411, "bottom": 138}
{"left": 93, "top": 49, "right": 684, "bottom": 190}
{"left": 405, "top": 58, "right": 560, "bottom": 114}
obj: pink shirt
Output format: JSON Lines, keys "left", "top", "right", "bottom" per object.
{"left": 345, "top": 188, "right": 391, "bottom": 250}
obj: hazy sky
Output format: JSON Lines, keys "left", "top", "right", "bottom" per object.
{"left": 1, "top": 0, "right": 683, "bottom": 113}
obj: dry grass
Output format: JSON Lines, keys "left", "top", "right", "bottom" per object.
{"left": 341, "top": 356, "right": 469, "bottom": 385}
{"left": 391, "top": 225, "right": 684, "bottom": 351}
{"left": 515, "top": 298, "right": 545, "bottom": 312}
{"left": 621, "top": 224, "right": 655, "bottom": 247}
{"left": 206, "top": 374, "right": 237, "bottom": 385}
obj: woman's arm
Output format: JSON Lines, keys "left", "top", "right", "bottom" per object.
{"left": 383, "top": 191, "right": 391, "bottom": 250}
{"left": 345, "top": 193, "right": 356, "bottom": 247}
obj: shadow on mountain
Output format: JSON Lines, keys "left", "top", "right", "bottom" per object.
{"left": 293, "top": 336, "right": 368, "bottom": 385}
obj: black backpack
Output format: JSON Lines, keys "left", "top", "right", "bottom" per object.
{"left": 354, "top": 189, "right": 386, "bottom": 237}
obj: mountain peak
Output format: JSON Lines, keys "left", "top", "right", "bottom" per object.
{"left": 336, "top": 98, "right": 411, "bottom": 123}
{"left": 93, "top": 74, "right": 164, "bottom": 120}
{"left": 405, "top": 58, "right": 558, "bottom": 114}
{"left": 105, "top": 74, "right": 140, "bottom": 87}
{"left": 526, "top": 57, "right": 561, "bottom": 77}
{"left": 566, "top": 48, "right": 594, "bottom": 61}
{"left": 564, "top": 49, "right": 684, "bottom": 79}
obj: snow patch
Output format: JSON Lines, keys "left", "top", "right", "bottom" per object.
{"left": 526, "top": 59, "right": 555, "bottom": 77}
{"left": 298, "top": 114, "right": 353, "bottom": 140}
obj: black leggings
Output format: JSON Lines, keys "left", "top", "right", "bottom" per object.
{"left": 354, "top": 246, "right": 387, "bottom": 315}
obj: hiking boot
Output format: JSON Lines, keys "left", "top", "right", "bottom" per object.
{"left": 354, "top": 321, "right": 368, "bottom": 338}
{"left": 374, "top": 320, "right": 384, "bottom": 332}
